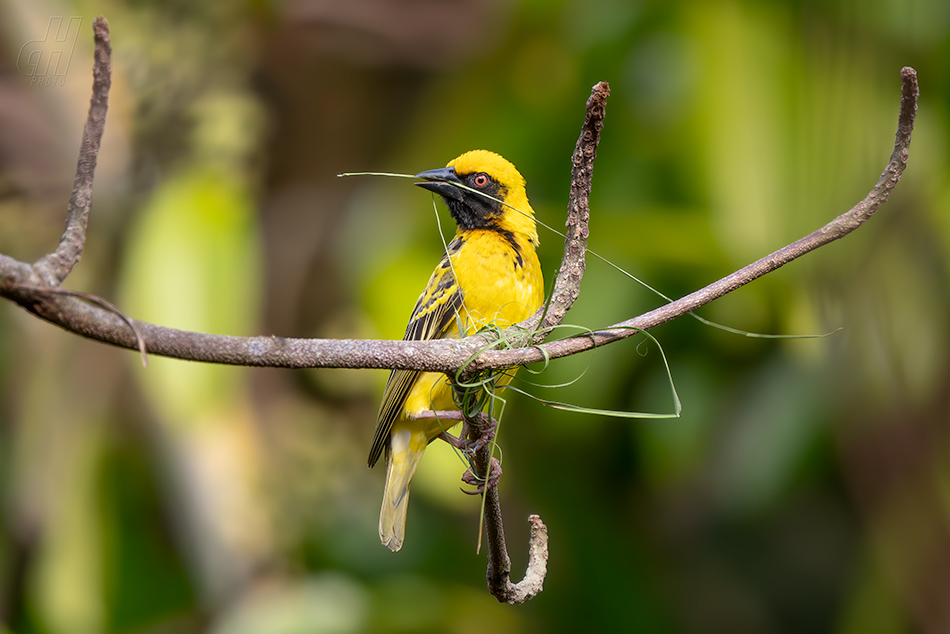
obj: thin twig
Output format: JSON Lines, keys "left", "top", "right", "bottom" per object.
{"left": 537, "top": 81, "right": 608, "bottom": 335}
{"left": 471, "top": 81, "right": 609, "bottom": 603}
{"left": 481, "top": 489, "right": 550, "bottom": 602}
{"left": 34, "top": 16, "right": 111, "bottom": 285}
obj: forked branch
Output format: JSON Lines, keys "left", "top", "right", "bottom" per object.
{"left": 0, "top": 17, "right": 919, "bottom": 605}
{"left": 470, "top": 81, "right": 609, "bottom": 603}
{"left": 0, "top": 67, "right": 919, "bottom": 372}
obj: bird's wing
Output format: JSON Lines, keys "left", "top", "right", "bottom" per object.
{"left": 368, "top": 244, "right": 464, "bottom": 467}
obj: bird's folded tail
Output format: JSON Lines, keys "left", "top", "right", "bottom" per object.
{"left": 379, "top": 427, "right": 427, "bottom": 552}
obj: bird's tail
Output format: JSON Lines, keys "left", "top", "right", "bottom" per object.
{"left": 379, "top": 428, "right": 426, "bottom": 552}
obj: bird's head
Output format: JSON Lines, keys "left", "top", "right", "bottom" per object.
{"left": 414, "top": 150, "right": 539, "bottom": 247}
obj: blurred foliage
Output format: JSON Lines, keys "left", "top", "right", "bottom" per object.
{"left": 1, "top": 0, "right": 950, "bottom": 632}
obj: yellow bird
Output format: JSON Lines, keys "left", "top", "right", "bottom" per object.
{"left": 368, "top": 150, "right": 545, "bottom": 552}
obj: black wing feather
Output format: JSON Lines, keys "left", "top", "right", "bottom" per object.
{"left": 367, "top": 240, "right": 465, "bottom": 467}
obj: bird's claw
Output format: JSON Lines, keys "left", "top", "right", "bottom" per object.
{"left": 459, "top": 412, "right": 498, "bottom": 457}
{"left": 460, "top": 457, "right": 503, "bottom": 496}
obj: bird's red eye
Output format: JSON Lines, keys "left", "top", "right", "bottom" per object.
{"left": 473, "top": 173, "right": 489, "bottom": 187}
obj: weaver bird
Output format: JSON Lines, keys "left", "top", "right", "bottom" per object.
{"left": 368, "top": 150, "right": 544, "bottom": 552}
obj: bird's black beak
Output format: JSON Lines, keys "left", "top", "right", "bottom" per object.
{"left": 414, "top": 167, "right": 464, "bottom": 201}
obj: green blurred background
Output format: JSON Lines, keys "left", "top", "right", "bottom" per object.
{"left": 1, "top": 0, "right": 949, "bottom": 632}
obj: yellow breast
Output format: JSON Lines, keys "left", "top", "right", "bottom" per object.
{"left": 401, "top": 229, "right": 544, "bottom": 420}
{"left": 450, "top": 229, "right": 544, "bottom": 334}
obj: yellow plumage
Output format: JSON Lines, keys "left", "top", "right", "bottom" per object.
{"left": 368, "top": 150, "right": 544, "bottom": 552}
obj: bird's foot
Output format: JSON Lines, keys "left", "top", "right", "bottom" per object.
{"left": 459, "top": 412, "right": 498, "bottom": 457}
{"left": 461, "top": 456, "right": 503, "bottom": 496}
{"left": 436, "top": 429, "right": 462, "bottom": 449}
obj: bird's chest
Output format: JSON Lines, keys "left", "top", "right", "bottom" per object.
{"left": 450, "top": 232, "right": 541, "bottom": 332}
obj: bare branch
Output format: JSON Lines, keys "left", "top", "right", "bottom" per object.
{"left": 535, "top": 80, "right": 608, "bottom": 335}
{"left": 462, "top": 68, "right": 916, "bottom": 601}
{"left": 483, "top": 509, "right": 549, "bottom": 604}
{"left": 475, "top": 66, "right": 919, "bottom": 370}
{"left": 34, "top": 16, "right": 111, "bottom": 285}
{"left": 473, "top": 81, "right": 609, "bottom": 603}
{"left": 0, "top": 20, "right": 920, "bottom": 607}
{"left": 4, "top": 283, "right": 147, "bottom": 366}
{"left": 0, "top": 23, "right": 916, "bottom": 380}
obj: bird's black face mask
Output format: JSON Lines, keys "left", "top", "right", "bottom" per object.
{"left": 415, "top": 167, "right": 507, "bottom": 231}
